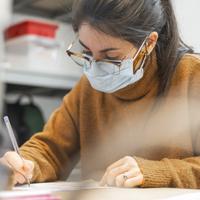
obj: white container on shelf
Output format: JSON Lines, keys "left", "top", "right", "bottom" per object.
{"left": 0, "top": 0, "right": 13, "bottom": 62}
{"left": 5, "top": 35, "right": 60, "bottom": 73}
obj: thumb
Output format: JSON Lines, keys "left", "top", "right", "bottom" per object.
{"left": 23, "top": 160, "right": 34, "bottom": 173}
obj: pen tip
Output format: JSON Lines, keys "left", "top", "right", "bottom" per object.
{"left": 28, "top": 181, "right": 30, "bottom": 187}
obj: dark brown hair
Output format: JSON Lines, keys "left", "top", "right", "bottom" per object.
{"left": 72, "top": 0, "right": 193, "bottom": 97}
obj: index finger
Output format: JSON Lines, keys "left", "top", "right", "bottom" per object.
{"left": 99, "top": 158, "right": 125, "bottom": 186}
{"left": 4, "top": 152, "right": 26, "bottom": 175}
{"left": 107, "top": 158, "right": 125, "bottom": 172}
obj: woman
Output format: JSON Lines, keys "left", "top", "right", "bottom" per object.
{"left": 1, "top": 0, "right": 200, "bottom": 188}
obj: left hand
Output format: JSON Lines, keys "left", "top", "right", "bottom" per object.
{"left": 99, "top": 156, "right": 144, "bottom": 188}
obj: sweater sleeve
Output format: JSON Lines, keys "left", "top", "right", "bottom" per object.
{"left": 19, "top": 77, "right": 84, "bottom": 183}
{"left": 134, "top": 156, "right": 200, "bottom": 188}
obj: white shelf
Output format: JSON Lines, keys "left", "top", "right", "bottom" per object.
{"left": 1, "top": 65, "right": 81, "bottom": 90}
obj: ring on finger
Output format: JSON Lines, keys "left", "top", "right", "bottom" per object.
{"left": 123, "top": 172, "right": 128, "bottom": 180}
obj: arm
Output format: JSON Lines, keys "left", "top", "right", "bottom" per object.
{"left": 19, "top": 77, "right": 84, "bottom": 183}
{"left": 19, "top": 103, "right": 80, "bottom": 183}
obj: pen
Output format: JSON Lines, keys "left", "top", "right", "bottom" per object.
{"left": 3, "top": 116, "right": 30, "bottom": 187}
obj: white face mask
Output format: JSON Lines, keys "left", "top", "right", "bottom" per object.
{"left": 83, "top": 39, "right": 148, "bottom": 93}
{"left": 83, "top": 56, "right": 145, "bottom": 93}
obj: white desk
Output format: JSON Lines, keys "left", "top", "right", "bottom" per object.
{"left": 52, "top": 188, "right": 200, "bottom": 200}
{"left": 13, "top": 181, "right": 200, "bottom": 200}
{"left": 53, "top": 188, "right": 200, "bottom": 200}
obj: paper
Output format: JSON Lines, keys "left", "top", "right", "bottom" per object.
{"left": 0, "top": 190, "right": 51, "bottom": 197}
{"left": 13, "top": 180, "right": 112, "bottom": 192}
{"left": 0, "top": 190, "right": 61, "bottom": 200}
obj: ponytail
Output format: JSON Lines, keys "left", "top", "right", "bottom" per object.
{"left": 156, "top": 0, "right": 193, "bottom": 96}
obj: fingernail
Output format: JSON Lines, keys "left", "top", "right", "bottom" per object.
{"left": 26, "top": 164, "right": 31, "bottom": 170}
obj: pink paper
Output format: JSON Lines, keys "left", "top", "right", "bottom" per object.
{"left": 1, "top": 195, "right": 61, "bottom": 200}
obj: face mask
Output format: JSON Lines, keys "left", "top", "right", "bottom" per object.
{"left": 83, "top": 40, "right": 148, "bottom": 93}
{"left": 83, "top": 56, "right": 146, "bottom": 93}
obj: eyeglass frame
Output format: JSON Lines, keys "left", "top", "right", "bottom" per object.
{"left": 66, "top": 34, "right": 148, "bottom": 75}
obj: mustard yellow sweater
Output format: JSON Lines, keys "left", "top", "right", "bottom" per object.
{"left": 20, "top": 53, "right": 200, "bottom": 188}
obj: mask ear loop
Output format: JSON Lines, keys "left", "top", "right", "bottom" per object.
{"left": 133, "top": 50, "right": 147, "bottom": 71}
{"left": 132, "top": 38, "right": 149, "bottom": 74}
{"left": 133, "top": 50, "right": 148, "bottom": 74}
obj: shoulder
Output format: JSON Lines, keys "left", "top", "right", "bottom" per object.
{"left": 180, "top": 53, "right": 200, "bottom": 62}
{"left": 178, "top": 54, "right": 200, "bottom": 73}
{"left": 173, "top": 54, "right": 200, "bottom": 82}
{"left": 175, "top": 54, "right": 200, "bottom": 96}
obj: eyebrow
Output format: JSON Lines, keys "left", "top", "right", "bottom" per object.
{"left": 79, "top": 40, "right": 119, "bottom": 53}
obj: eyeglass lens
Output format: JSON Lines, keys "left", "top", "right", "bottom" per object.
{"left": 71, "top": 54, "right": 120, "bottom": 75}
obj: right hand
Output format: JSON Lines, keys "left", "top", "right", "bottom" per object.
{"left": 0, "top": 151, "right": 34, "bottom": 185}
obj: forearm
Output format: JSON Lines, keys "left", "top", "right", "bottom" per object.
{"left": 19, "top": 104, "right": 80, "bottom": 183}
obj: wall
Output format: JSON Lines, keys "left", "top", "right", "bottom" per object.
{"left": 173, "top": 0, "right": 200, "bottom": 52}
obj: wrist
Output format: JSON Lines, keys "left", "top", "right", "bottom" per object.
{"left": 133, "top": 157, "right": 172, "bottom": 188}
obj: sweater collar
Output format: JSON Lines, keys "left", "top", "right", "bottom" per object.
{"left": 112, "top": 50, "right": 158, "bottom": 100}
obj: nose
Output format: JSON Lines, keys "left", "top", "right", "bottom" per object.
{"left": 92, "top": 53, "right": 102, "bottom": 60}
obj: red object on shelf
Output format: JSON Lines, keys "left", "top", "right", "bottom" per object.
{"left": 4, "top": 20, "right": 59, "bottom": 41}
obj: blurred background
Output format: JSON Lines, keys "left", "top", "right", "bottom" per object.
{"left": 0, "top": 0, "right": 199, "bottom": 182}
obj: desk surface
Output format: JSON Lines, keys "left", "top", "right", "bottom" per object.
{"left": 52, "top": 188, "right": 200, "bottom": 200}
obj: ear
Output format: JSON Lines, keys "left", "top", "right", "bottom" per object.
{"left": 146, "top": 32, "right": 158, "bottom": 55}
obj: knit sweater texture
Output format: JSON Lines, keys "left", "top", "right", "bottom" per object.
{"left": 20, "top": 52, "right": 200, "bottom": 188}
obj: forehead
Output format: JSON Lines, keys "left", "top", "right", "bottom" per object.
{"left": 78, "top": 24, "right": 131, "bottom": 50}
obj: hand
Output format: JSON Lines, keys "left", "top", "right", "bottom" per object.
{"left": 99, "top": 156, "right": 144, "bottom": 188}
{"left": 0, "top": 151, "right": 34, "bottom": 185}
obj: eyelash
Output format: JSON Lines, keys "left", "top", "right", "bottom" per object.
{"left": 82, "top": 51, "right": 119, "bottom": 60}
{"left": 105, "top": 55, "right": 119, "bottom": 60}
{"left": 82, "top": 51, "right": 92, "bottom": 56}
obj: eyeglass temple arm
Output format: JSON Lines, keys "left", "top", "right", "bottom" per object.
{"left": 122, "top": 36, "right": 148, "bottom": 62}
{"left": 67, "top": 34, "right": 79, "bottom": 51}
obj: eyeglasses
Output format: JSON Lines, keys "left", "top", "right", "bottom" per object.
{"left": 66, "top": 34, "right": 147, "bottom": 75}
